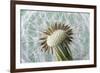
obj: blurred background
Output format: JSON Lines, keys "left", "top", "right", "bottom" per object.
{"left": 20, "top": 10, "right": 90, "bottom": 63}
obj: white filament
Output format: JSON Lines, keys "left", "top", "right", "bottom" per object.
{"left": 47, "top": 30, "right": 66, "bottom": 47}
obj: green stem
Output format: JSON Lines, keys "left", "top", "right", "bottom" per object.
{"left": 55, "top": 43, "right": 73, "bottom": 61}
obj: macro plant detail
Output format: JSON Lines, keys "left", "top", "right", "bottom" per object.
{"left": 20, "top": 10, "right": 90, "bottom": 63}
{"left": 40, "top": 23, "right": 73, "bottom": 61}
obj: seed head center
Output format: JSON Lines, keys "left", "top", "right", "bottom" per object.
{"left": 47, "top": 30, "right": 66, "bottom": 47}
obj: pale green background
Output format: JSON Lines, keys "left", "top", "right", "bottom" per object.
{"left": 20, "top": 10, "right": 90, "bottom": 63}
